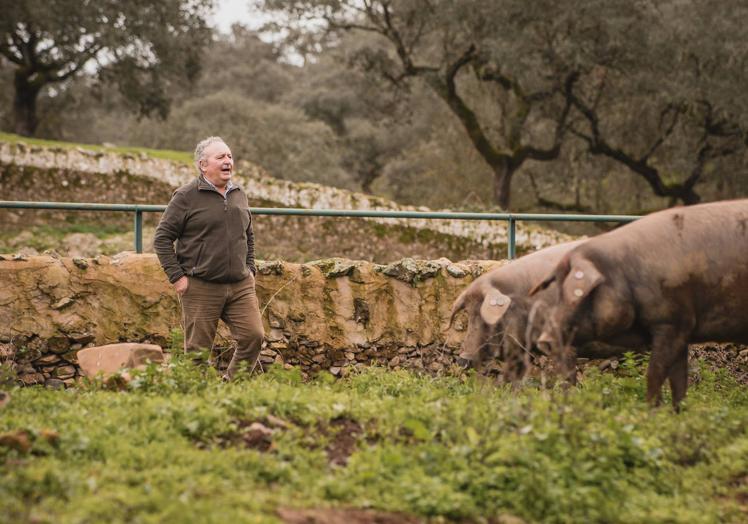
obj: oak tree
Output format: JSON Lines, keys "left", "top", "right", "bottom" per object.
{"left": 262, "top": 0, "right": 748, "bottom": 209}
{"left": 0, "top": 0, "right": 213, "bottom": 136}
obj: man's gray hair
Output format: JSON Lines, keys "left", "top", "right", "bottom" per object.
{"left": 194, "top": 136, "right": 226, "bottom": 172}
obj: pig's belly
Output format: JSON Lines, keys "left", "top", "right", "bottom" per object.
{"left": 692, "top": 305, "right": 748, "bottom": 344}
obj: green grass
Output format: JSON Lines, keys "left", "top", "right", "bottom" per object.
{"left": 1, "top": 352, "right": 747, "bottom": 523}
{"left": 0, "top": 132, "right": 192, "bottom": 164}
{"left": 0, "top": 222, "right": 138, "bottom": 255}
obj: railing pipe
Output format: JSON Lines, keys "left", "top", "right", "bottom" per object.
{"left": 0, "top": 201, "right": 640, "bottom": 257}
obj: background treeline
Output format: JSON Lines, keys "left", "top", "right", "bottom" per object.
{"left": 2, "top": 0, "right": 747, "bottom": 215}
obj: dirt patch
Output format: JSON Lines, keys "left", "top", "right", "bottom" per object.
{"left": 689, "top": 343, "right": 748, "bottom": 385}
{"left": 723, "top": 474, "right": 748, "bottom": 515}
{"left": 212, "top": 415, "right": 293, "bottom": 452}
{"left": 323, "top": 416, "right": 363, "bottom": 466}
{"left": 235, "top": 421, "right": 274, "bottom": 452}
{"left": 207, "top": 413, "right": 363, "bottom": 465}
{"left": 473, "top": 343, "right": 748, "bottom": 387}
{"left": 277, "top": 507, "right": 421, "bottom": 524}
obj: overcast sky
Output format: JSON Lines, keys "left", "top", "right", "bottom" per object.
{"left": 209, "top": 0, "right": 269, "bottom": 33}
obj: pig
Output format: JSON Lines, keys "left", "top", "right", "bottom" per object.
{"left": 449, "top": 240, "right": 585, "bottom": 378}
{"left": 530, "top": 199, "right": 748, "bottom": 407}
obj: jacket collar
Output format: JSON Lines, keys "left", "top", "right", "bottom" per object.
{"left": 197, "top": 174, "right": 237, "bottom": 193}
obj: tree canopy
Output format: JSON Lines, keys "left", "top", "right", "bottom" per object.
{"left": 262, "top": 0, "right": 748, "bottom": 209}
{"left": 0, "top": 0, "right": 214, "bottom": 136}
{"left": 3, "top": 1, "right": 747, "bottom": 215}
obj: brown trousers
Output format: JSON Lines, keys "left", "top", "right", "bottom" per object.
{"left": 180, "top": 274, "right": 264, "bottom": 378}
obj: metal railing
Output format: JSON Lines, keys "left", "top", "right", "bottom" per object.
{"left": 0, "top": 201, "right": 640, "bottom": 259}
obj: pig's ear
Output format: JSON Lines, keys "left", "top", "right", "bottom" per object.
{"left": 561, "top": 259, "right": 603, "bottom": 305}
{"left": 480, "top": 288, "right": 512, "bottom": 326}
{"left": 528, "top": 271, "right": 556, "bottom": 296}
{"left": 529, "top": 256, "right": 570, "bottom": 296}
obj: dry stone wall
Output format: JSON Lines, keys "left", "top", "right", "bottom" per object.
{"left": 0, "top": 140, "right": 573, "bottom": 386}
{"left": 0, "top": 162, "right": 509, "bottom": 262}
{"left": 0, "top": 254, "right": 502, "bottom": 387}
{"left": 0, "top": 140, "right": 574, "bottom": 257}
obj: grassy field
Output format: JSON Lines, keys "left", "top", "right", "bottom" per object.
{"left": 1, "top": 348, "right": 747, "bottom": 524}
{"left": 0, "top": 132, "right": 192, "bottom": 164}
{"left": 0, "top": 222, "right": 138, "bottom": 256}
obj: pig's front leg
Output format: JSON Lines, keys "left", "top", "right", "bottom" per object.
{"left": 646, "top": 325, "right": 690, "bottom": 408}
{"left": 667, "top": 349, "right": 689, "bottom": 411}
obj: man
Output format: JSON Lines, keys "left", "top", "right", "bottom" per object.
{"left": 154, "top": 136, "right": 264, "bottom": 379}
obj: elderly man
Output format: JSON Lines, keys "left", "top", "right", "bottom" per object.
{"left": 154, "top": 136, "right": 264, "bottom": 379}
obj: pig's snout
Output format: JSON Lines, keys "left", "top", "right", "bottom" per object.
{"left": 536, "top": 331, "right": 553, "bottom": 354}
{"left": 456, "top": 354, "right": 476, "bottom": 369}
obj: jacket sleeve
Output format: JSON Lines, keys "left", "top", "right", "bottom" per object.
{"left": 246, "top": 210, "right": 256, "bottom": 276}
{"left": 154, "top": 190, "right": 188, "bottom": 284}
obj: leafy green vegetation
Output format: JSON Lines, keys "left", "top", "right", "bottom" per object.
{"left": 1, "top": 350, "right": 746, "bottom": 523}
{"left": 0, "top": 132, "right": 192, "bottom": 164}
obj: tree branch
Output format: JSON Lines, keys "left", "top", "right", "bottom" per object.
{"left": 641, "top": 103, "right": 683, "bottom": 162}
{"left": 569, "top": 91, "right": 702, "bottom": 204}
{"left": 514, "top": 72, "right": 578, "bottom": 166}
{"left": 380, "top": 0, "right": 417, "bottom": 75}
{"left": 436, "top": 45, "right": 508, "bottom": 168}
{"left": 527, "top": 171, "right": 593, "bottom": 213}
{"left": 0, "top": 38, "right": 24, "bottom": 65}
{"left": 478, "top": 68, "right": 513, "bottom": 91}
{"left": 10, "top": 30, "right": 30, "bottom": 66}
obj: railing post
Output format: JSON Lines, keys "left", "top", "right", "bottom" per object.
{"left": 507, "top": 217, "right": 516, "bottom": 260}
{"left": 134, "top": 209, "right": 143, "bottom": 253}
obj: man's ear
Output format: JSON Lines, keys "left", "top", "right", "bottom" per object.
{"left": 561, "top": 258, "right": 604, "bottom": 305}
{"left": 480, "top": 288, "right": 512, "bottom": 326}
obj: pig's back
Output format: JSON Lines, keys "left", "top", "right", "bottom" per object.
{"left": 492, "top": 240, "right": 585, "bottom": 294}
{"left": 589, "top": 200, "right": 748, "bottom": 342}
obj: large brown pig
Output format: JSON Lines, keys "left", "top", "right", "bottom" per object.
{"left": 450, "top": 240, "right": 584, "bottom": 377}
{"left": 530, "top": 199, "right": 748, "bottom": 407}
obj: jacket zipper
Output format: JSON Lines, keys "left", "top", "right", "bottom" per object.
{"left": 198, "top": 181, "right": 239, "bottom": 279}
{"left": 224, "top": 187, "right": 240, "bottom": 279}
{"left": 225, "top": 195, "right": 230, "bottom": 277}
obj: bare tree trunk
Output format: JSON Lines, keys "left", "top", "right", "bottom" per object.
{"left": 13, "top": 73, "right": 42, "bottom": 137}
{"left": 360, "top": 168, "right": 378, "bottom": 194}
{"left": 491, "top": 159, "right": 515, "bottom": 210}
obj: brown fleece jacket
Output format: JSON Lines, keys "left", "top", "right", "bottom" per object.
{"left": 154, "top": 176, "right": 256, "bottom": 284}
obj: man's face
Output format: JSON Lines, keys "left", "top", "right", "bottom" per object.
{"left": 201, "top": 141, "right": 233, "bottom": 187}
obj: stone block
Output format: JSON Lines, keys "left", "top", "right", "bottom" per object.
{"left": 19, "top": 373, "right": 45, "bottom": 385}
{"left": 77, "top": 343, "right": 164, "bottom": 378}
{"left": 52, "top": 365, "right": 77, "bottom": 379}
{"left": 0, "top": 343, "right": 14, "bottom": 359}
{"left": 35, "top": 354, "right": 61, "bottom": 365}
{"left": 47, "top": 335, "right": 71, "bottom": 354}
